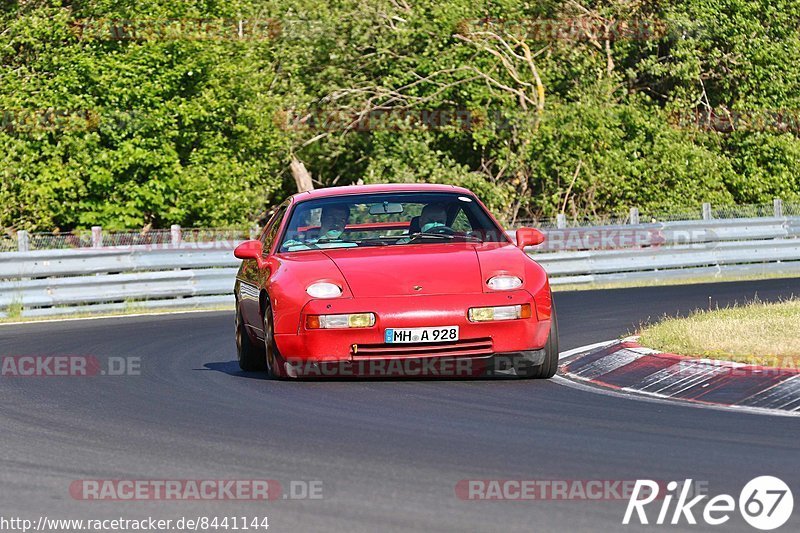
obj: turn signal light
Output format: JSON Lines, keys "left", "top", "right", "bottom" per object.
{"left": 306, "top": 313, "right": 376, "bottom": 329}
{"left": 468, "top": 304, "right": 531, "bottom": 322}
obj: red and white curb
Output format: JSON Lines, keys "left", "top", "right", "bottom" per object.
{"left": 559, "top": 338, "right": 800, "bottom": 415}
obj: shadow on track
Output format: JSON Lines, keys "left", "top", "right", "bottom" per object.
{"left": 201, "top": 360, "right": 273, "bottom": 380}
{"left": 201, "top": 359, "right": 533, "bottom": 382}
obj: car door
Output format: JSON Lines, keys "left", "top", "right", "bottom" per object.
{"left": 238, "top": 203, "right": 288, "bottom": 336}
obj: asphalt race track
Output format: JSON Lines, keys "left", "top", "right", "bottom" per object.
{"left": 1, "top": 278, "right": 799, "bottom": 532}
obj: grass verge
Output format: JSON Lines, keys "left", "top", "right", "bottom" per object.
{"left": 637, "top": 298, "right": 800, "bottom": 367}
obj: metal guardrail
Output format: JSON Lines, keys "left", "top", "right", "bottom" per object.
{"left": 1, "top": 217, "right": 799, "bottom": 318}
{"left": 516, "top": 217, "right": 800, "bottom": 250}
{"left": 0, "top": 268, "right": 238, "bottom": 309}
{"left": 532, "top": 239, "right": 800, "bottom": 283}
{"left": 0, "top": 246, "right": 238, "bottom": 279}
{"left": 0, "top": 244, "right": 243, "bottom": 318}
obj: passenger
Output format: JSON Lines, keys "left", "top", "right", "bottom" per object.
{"left": 397, "top": 204, "right": 449, "bottom": 244}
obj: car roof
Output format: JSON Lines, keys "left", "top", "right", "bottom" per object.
{"left": 290, "top": 183, "right": 473, "bottom": 202}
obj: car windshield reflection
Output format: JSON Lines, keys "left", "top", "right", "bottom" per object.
{"left": 278, "top": 192, "right": 506, "bottom": 253}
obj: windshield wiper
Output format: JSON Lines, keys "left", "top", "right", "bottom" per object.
{"left": 407, "top": 233, "right": 455, "bottom": 242}
{"left": 407, "top": 233, "right": 484, "bottom": 243}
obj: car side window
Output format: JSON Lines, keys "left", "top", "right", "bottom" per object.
{"left": 451, "top": 208, "right": 473, "bottom": 232}
{"left": 261, "top": 205, "right": 288, "bottom": 255}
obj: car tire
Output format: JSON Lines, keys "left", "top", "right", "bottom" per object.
{"left": 263, "top": 303, "right": 288, "bottom": 380}
{"left": 516, "top": 298, "right": 560, "bottom": 379}
{"left": 236, "top": 305, "right": 266, "bottom": 372}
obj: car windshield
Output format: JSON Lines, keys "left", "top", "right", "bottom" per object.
{"left": 278, "top": 192, "right": 508, "bottom": 252}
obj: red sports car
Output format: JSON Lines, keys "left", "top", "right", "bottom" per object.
{"left": 233, "top": 184, "right": 557, "bottom": 379}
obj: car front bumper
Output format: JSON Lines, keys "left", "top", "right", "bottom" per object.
{"left": 273, "top": 290, "right": 551, "bottom": 376}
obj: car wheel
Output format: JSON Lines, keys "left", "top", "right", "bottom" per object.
{"left": 516, "top": 299, "right": 560, "bottom": 379}
{"left": 236, "top": 304, "right": 266, "bottom": 372}
{"left": 263, "top": 303, "right": 288, "bottom": 379}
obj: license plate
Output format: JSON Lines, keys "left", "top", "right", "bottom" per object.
{"left": 384, "top": 326, "right": 459, "bottom": 344}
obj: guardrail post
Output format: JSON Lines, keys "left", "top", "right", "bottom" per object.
{"left": 774, "top": 198, "right": 784, "bottom": 218}
{"left": 171, "top": 225, "right": 182, "bottom": 247}
{"left": 556, "top": 214, "right": 567, "bottom": 229}
{"left": 17, "top": 230, "right": 29, "bottom": 252}
{"left": 702, "top": 203, "right": 712, "bottom": 221}
{"left": 91, "top": 226, "right": 103, "bottom": 248}
{"left": 629, "top": 207, "right": 640, "bottom": 225}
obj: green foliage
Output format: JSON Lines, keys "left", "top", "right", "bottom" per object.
{"left": 362, "top": 132, "right": 514, "bottom": 218}
{"left": 724, "top": 132, "right": 800, "bottom": 202}
{"left": 1, "top": 0, "right": 799, "bottom": 230}
{"left": 521, "top": 98, "right": 736, "bottom": 218}
{"left": 1, "top": 0, "right": 288, "bottom": 230}
{"left": 7, "top": 296, "right": 22, "bottom": 319}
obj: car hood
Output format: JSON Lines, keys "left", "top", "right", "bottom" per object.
{"left": 322, "top": 244, "right": 485, "bottom": 297}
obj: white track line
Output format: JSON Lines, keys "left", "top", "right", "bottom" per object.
{"left": 0, "top": 307, "right": 232, "bottom": 327}
{"left": 558, "top": 340, "right": 620, "bottom": 360}
{"left": 556, "top": 342, "right": 800, "bottom": 418}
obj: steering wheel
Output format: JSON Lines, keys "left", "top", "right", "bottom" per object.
{"left": 424, "top": 225, "right": 456, "bottom": 235}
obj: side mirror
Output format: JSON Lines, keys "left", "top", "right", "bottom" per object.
{"left": 515, "top": 227, "right": 546, "bottom": 249}
{"left": 234, "top": 240, "right": 264, "bottom": 264}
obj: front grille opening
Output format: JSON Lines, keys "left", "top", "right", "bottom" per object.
{"left": 351, "top": 337, "right": 493, "bottom": 360}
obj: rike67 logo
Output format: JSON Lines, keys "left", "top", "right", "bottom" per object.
{"left": 624, "top": 476, "right": 793, "bottom": 530}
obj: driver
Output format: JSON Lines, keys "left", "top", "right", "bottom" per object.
{"left": 318, "top": 204, "right": 350, "bottom": 240}
{"left": 282, "top": 204, "right": 350, "bottom": 250}
{"left": 419, "top": 203, "right": 447, "bottom": 232}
